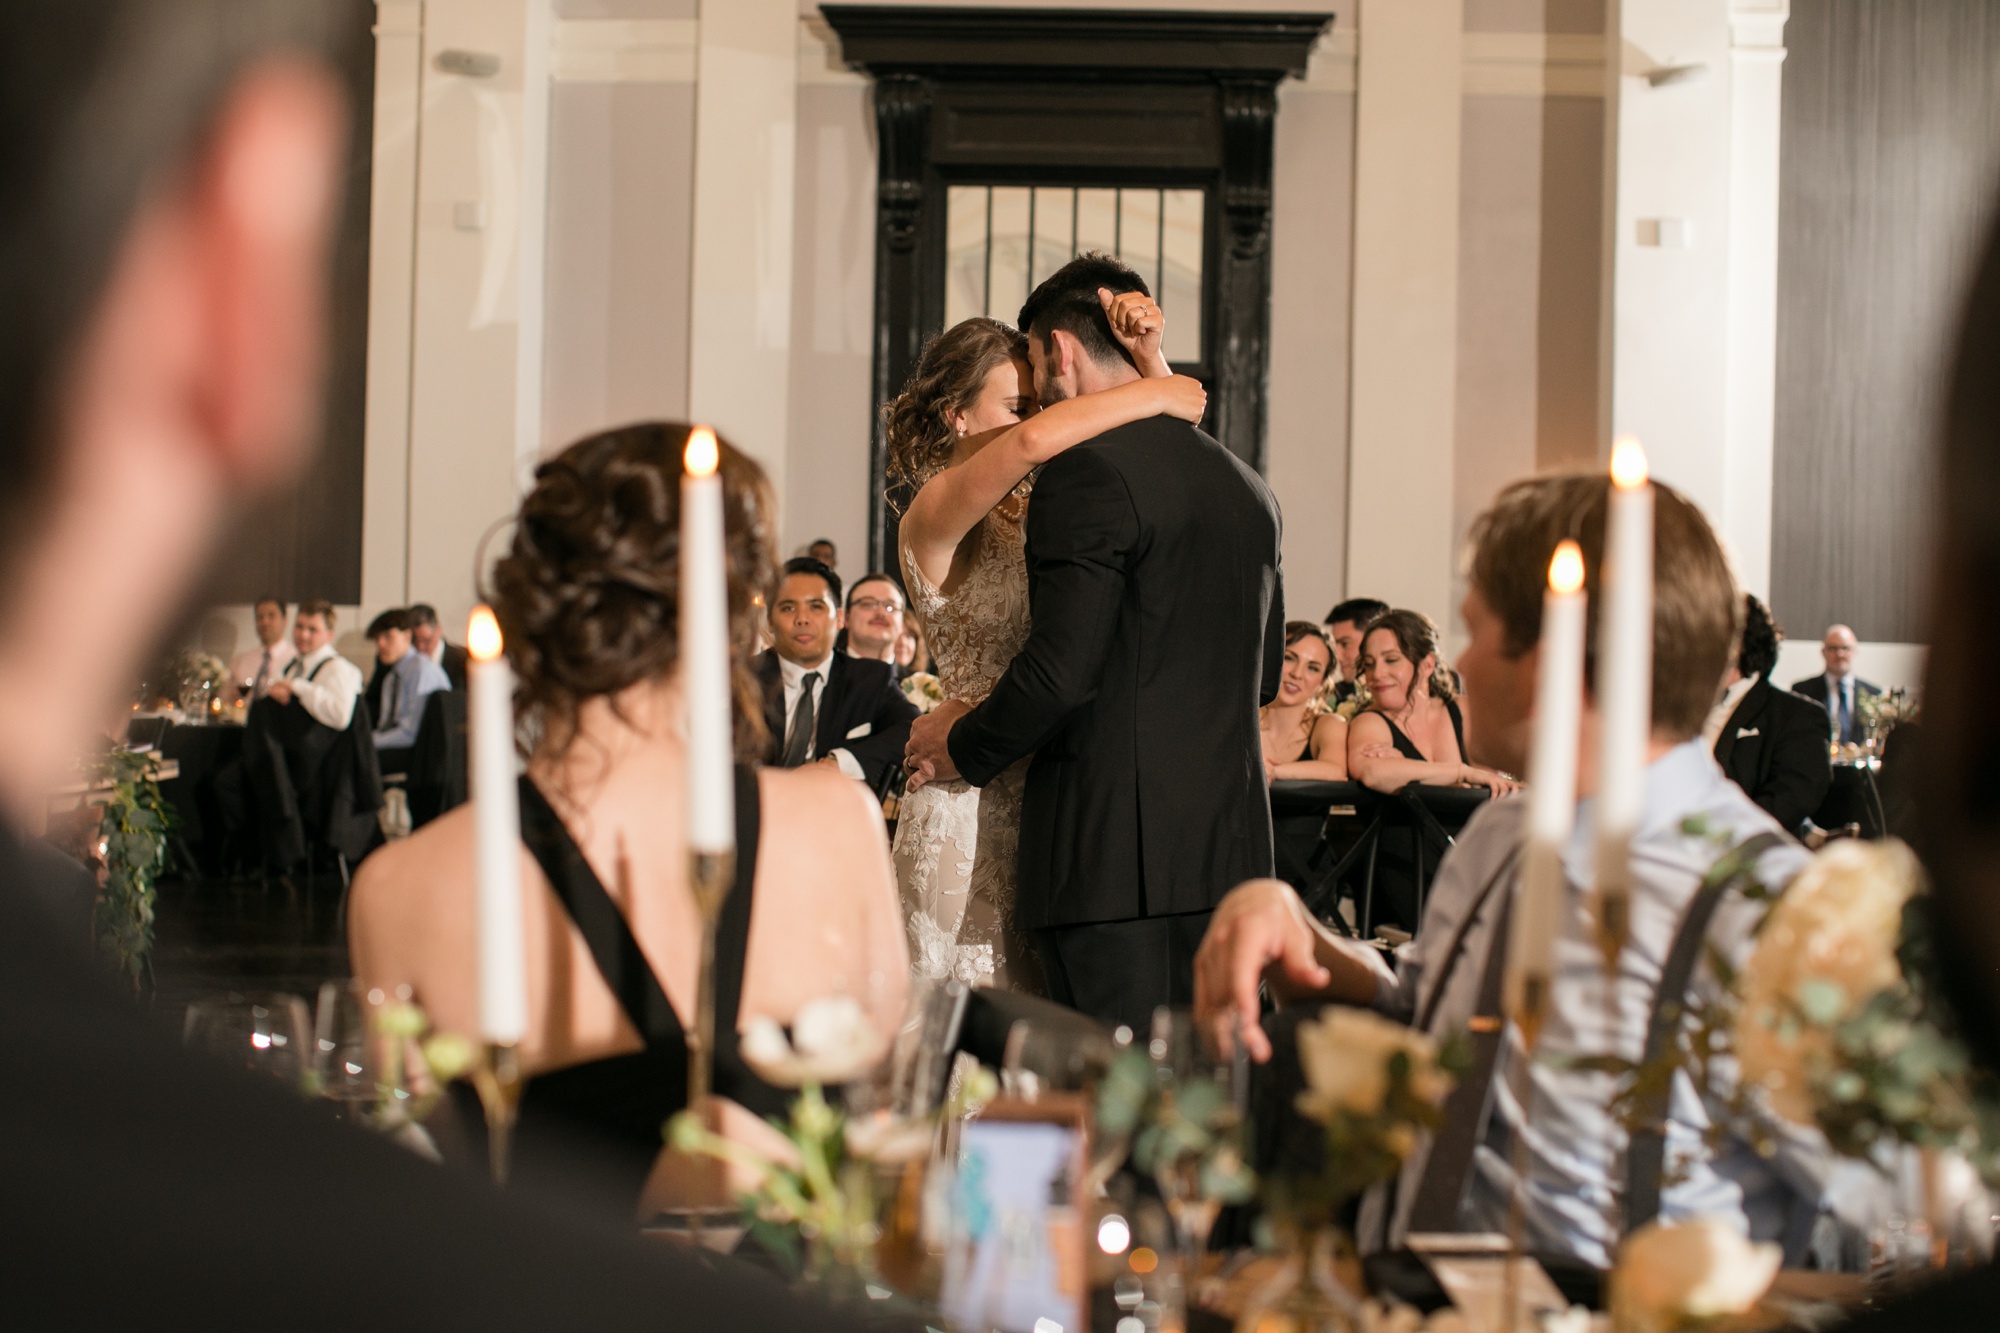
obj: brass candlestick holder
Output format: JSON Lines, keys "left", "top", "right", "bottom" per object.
{"left": 472, "top": 1041, "right": 524, "bottom": 1186}
{"left": 669, "top": 847, "right": 737, "bottom": 1248}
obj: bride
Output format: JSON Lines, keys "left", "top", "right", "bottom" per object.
{"left": 887, "top": 292, "right": 1203, "bottom": 990}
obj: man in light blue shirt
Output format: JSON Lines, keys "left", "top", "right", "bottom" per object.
{"left": 368, "top": 608, "right": 450, "bottom": 775}
{"left": 1198, "top": 472, "right": 1850, "bottom": 1270}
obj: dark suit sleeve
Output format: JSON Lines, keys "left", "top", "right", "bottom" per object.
{"left": 947, "top": 449, "right": 1138, "bottom": 787}
{"left": 839, "top": 668, "right": 920, "bottom": 789}
{"left": 1260, "top": 563, "right": 1285, "bottom": 708}
{"left": 1760, "top": 694, "right": 1834, "bottom": 834}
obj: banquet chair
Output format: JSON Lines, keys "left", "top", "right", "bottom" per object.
{"left": 404, "top": 689, "right": 468, "bottom": 829}
{"left": 1298, "top": 782, "right": 1488, "bottom": 939}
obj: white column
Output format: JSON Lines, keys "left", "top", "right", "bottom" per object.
{"left": 1610, "top": 0, "right": 1787, "bottom": 594}
{"left": 1722, "top": 0, "right": 1789, "bottom": 599}
{"left": 361, "top": 0, "right": 424, "bottom": 607}
{"left": 400, "top": 0, "right": 552, "bottom": 633}
{"left": 687, "top": 0, "right": 797, "bottom": 496}
{"left": 1345, "top": 0, "right": 1464, "bottom": 619}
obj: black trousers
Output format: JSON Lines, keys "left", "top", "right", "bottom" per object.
{"left": 1035, "top": 910, "right": 1213, "bottom": 1034}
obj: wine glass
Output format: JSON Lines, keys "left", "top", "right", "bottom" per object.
{"left": 1145, "top": 1007, "right": 1249, "bottom": 1326}
{"left": 183, "top": 992, "right": 314, "bottom": 1090}
{"left": 313, "top": 980, "right": 414, "bottom": 1123}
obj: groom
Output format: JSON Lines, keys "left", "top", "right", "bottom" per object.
{"left": 904, "top": 254, "right": 1286, "bottom": 1030}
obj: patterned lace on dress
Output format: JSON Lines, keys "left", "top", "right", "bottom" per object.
{"left": 892, "top": 492, "right": 1042, "bottom": 993}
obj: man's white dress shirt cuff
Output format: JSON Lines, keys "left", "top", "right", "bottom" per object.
{"left": 828, "top": 748, "right": 864, "bottom": 781}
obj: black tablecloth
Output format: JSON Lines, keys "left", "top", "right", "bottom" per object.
{"left": 158, "top": 723, "right": 245, "bottom": 870}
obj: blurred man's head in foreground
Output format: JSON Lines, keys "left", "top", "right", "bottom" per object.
{"left": 0, "top": 0, "right": 348, "bottom": 817}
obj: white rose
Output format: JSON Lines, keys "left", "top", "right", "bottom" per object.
{"left": 1735, "top": 839, "right": 1918, "bottom": 1126}
{"left": 1610, "top": 1218, "right": 1780, "bottom": 1333}
{"left": 1293, "top": 1007, "right": 1450, "bottom": 1124}
{"left": 738, "top": 996, "right": 887, "bottom": 1088}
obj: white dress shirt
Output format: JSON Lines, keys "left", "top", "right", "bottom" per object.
{"left": 1701, "top": 673, "right": 1758, "bottom": 751}
{"left": 1361, "top": 742, "right": 1832, "bottom": 1268}
{"left": 230, "top": 639, "right": 296, "bottom": 699}
{"left": 282, "top": 644, "right": 364, "bottom": 732}
{"left": 776, "top": 652, "right": 863, "bottom": 780}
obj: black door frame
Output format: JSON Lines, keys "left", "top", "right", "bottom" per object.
{"left": 819, "top": 6, "right": 1333, "bottom": 570}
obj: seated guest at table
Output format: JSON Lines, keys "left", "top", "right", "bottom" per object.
{"left": 349, "top": 425, "right": 909, "bottom": 1222}
{"left": 754, "top": 557, "right": 918, "bottom": 789}
{"left": 229, "top": 595, "right": 294, "bottom": 699}
{"left": 1322, "top": 596, "right": 1389, "bottom": 704}
{"left": 0, "top": 7, "right": 878, "bottom": 1324}
{"left": 1790, "top": 623, "right": 1880, "bottom": 745}
{"left": 367, "top": 608, "right": 449, "bottom": 777}
{"left": 897, "top": 613, "right": 931, "bottom": 677}
{"left": 1710, "top": 595, "right": 1830, "bottom": 837}
{"left": 843, "top": 572, "right": 909, "bottom": 677}
{"left": 265, "top": 599, "right": 362, "bottom": 730}
{"left": 408, "top": 601, "right": 468, "bottom": 691}
{"left": 1346, "top": 609, "right": 1517, "bottom": 799}
{"left": 1196, "top": 473, "right": 1837, "bottom": 1271}
{"left": 1260, "top": 621, "right": 1349, "bottom": 782}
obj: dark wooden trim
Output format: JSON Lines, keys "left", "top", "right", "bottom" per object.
{"left": 820, "top": 6, "right": 1329, "bottom": 77}
{"left": 826, "top": 6, "right": 1332, "bottom": 567}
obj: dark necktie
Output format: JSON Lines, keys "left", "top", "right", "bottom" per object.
{"left": 382, "top": 665, "right": 398, "bottom": 730}
{"left": 781, "top": 671, "right": 821, "bottom": 768}
{"left": 1836, "top": 680, "right": 1851, "bottom": 742}
{"left": 253, "top": 649, "right": 272, "bottom": 697}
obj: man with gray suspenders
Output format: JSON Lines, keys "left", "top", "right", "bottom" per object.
{"left": 1196, "top": 473, "right": 1856, "bottom": 1270}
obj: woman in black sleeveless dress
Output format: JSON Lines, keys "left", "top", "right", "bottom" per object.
{"left": 348, "top": 423, "right": 910, "bottom": 1223}
{"left": 1343, "top": 610, "right": 1518, "bottom": 932}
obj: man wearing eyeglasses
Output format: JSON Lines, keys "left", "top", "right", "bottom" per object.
{"left": 844, "top": 572, "right": 910, "bottom": 682}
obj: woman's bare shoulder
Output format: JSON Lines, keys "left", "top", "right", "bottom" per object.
{"left": 753, "top": 766, "right": 894, "bottom": 897}
{"left": 350, "top": 805, "right": 476, "bottom": 920}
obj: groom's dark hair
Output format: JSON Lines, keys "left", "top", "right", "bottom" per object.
{"left": 1018, "top": 253, "right": 1150, "bottom": 371}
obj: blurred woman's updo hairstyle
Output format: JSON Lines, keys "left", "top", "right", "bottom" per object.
{"left": 1362, "top": 608, "right": 1454, "bottom": 701}
{"left": 487, "top": 421, "right": 775, "bottom": 758}
{"left": 883, "top": 316, "right": 1029, "bottom": 502}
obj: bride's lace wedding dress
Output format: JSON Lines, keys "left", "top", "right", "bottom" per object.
{"left": 893, "top": 489, "right": 1044, "bottom": 993}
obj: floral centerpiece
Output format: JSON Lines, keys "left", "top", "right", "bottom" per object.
{"left": 1856, "top": 687, "right": 1918, "bottom": 746}
{"left": 1609, "top": 1218, "right": 1780, "bottom": 1333}
{"left": 1233, "top": 1008, "right": 1464, "bottom": 1333}
{"left": 92, "top": 748, "right": 176, "bottom": 989}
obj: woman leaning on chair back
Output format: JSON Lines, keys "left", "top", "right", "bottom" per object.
{"left": 347, "top": 422, "right": 909, "bottom": 1221}
{"left": 1345, "top": 609, "right": 1518, "bottom": 798}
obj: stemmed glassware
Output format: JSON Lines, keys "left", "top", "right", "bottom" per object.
{"left": 183, "top": 992, "right": 314, "bottom": 1089}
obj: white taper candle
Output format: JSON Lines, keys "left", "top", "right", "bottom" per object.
{"left": 680, "top": 426, "right": 736, "bottom": 855}
{"left": 468, "top": 606, "right": 526, "bottom": 1045}
{"left": 1506, "top": 540, "right": 1587, "bottom": 1037}
{"left": 1591, "top": 436, "right": 1654, "bottom": 962}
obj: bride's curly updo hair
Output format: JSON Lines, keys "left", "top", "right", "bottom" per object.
{"left": 487, "top": 421, "right": 775, "bottom": 758}
{"left": 883, "top": 316, "right": 1029, "bottom": 504}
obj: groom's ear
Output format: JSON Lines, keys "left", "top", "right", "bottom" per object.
{"left": 1048, "top": 328, "right": 1079, "bottom": 381}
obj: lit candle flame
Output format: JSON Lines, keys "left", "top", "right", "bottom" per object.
{"left": 1610, "top": 435, "right": 1648, "bottom": 490}
{"left": 1549, "top": 540, "right": 1585, "bottom": 595}
{"left": 467, "top": 606, "right": 503, "bottom": 662}
{"left": 684, "top": 425, "right": 718, "bottom": 478}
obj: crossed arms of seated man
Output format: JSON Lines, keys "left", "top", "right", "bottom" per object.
{"left": 1194, "top": 877, "right": 1396, "bottom": 1062}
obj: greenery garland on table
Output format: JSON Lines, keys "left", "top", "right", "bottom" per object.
{"left": 93, "top": 749, "right": 176, "bottom": 990}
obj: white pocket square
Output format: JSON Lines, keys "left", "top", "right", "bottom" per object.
{"left": 1735, "top": 726, "right": 1760, "bottom": 738}
{"left": 845, "top": 723, "right": 873, "bottom": 740}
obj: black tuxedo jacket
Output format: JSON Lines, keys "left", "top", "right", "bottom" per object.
{"left": 947, "top": 415, "right": 1285, "bottom": 931}
{"left": 1789, "top": 672, "right": 1881, "bottom": 743}
{"left": 754, "top": 650, "right": 917, "bottom": 789}
{"left": 437, "top": 641, "right": 469, "bottom": 692}
{"left": 1714, "top": 676, "right": 1832, "bottom": 835}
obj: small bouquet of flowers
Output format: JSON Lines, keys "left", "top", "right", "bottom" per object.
{"left": 900, "top": 671, "right": 945, "bottom": 715}
{"left": 1857, "top": 687, "right": 1918, "bottom": 744}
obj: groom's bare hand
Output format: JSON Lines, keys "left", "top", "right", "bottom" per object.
{"left": 904, "top": 700, "right": 971, "bottom": 791}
